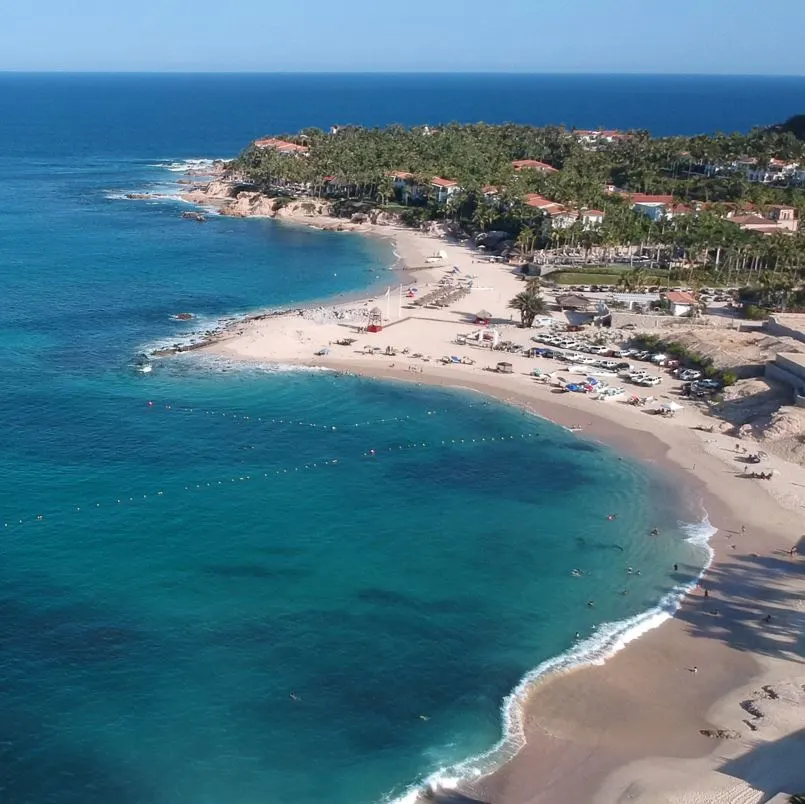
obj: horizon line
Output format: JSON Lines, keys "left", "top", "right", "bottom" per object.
{"left": 0, "top": 70, "right": 804, "bottom": 78}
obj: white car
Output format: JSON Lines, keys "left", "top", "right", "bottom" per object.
{"left": 679, "top": 369, "right": 702, "bottom": 381}
{"left": 636, "top": 376, "right": 662, "bottom": 387}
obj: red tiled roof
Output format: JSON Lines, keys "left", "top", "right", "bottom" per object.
{"left": 254, "top": 137, "right": 309, "bottom": 153}
{"left": 583, "top": 209, "right": 605, "bottom": 216}
{"left": 431, "top": 177, "right": 458, "bottom": 188}
{"left": 389, "top": 171, "right": 414, "bottom": 180}
{"left": 525, "top": 194, "right": 569, "bottom": 216}
{"left": 665, "top": 291, "right": 697, "bottom": 305}
{"left": 482, "top": 185, "right": 499, "bottom": 194}
{"left": 730, "top": 214, "right": 771, "bottom": 226}
{"left": 512, "top": 159, "right": 558, "bottom": 173}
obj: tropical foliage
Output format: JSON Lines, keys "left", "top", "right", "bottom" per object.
{"left": 508, "top": 281, "right": 548, "bottom": 327}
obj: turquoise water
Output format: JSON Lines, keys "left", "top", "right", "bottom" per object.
{"left": 0, "top": 75, "right": 717, "bottom": 804}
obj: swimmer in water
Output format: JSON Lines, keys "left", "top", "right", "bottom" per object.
{"left": 571, "top": 568, "right": 584, "bottom": 577}
{"left": 586, "top": 600, "right": 595, "bottom": 608}
{"left": 650, "top": 528, "right": 659, "bottom": 537}
{"left": 607, "top": 514, "right": 617, "bottom": 521}
{"left": 626, "top": 566, "right": 633, "bottom": 575}
{"left": 289, "top": 692, "right": 299, "bottom": 702}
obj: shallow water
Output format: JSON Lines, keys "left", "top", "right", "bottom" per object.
{"left": 0, "top": 74, "right": 718, "bottom": 804}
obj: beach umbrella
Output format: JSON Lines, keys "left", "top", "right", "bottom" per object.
{"left": 476, "top": 309, "right": 492, "bottom": 319}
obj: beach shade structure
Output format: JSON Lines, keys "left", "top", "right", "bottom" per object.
{"left": 475, "top": 309, "right": 493, "bottom": 324}
{"left": 496, "top": 361, "right": 513, "bottom": 374}
{"left": 367, "top": 306, "right": 383, "bottom": 333}
{"left": 660, "top": 401, "right": 683, "bottom": 413}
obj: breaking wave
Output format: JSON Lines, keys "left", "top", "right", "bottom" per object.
{"left": 382, "top": 516, "right": 716, "bottom": 804}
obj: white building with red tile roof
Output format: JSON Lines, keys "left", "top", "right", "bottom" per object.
{"left": 512, "top": 159, "right": 558, "bottom": 173}
{"left": 664, "top": 291, "right": 698, "bottom": 317}
{"left": 430, "top": 177, "right": 460, "bottom": 204}
{"left": 254, "top": 137, "right": 309, "bottom": 155}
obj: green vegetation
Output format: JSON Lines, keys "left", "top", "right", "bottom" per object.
{"left": 233, "top": 122, "right": 805, "bottom": 299}
{"left": 549, "top": 267, "right": 669, "bottom": 286}
{"left": 508, "top": 281, "right": 548, "bottom": 327}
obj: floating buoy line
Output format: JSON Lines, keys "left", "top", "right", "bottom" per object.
{"left": 3, "top": 431, "right": 539, "bottom": 532}
{"left": 143, "top": 400, "right": 485, "bottom": 431}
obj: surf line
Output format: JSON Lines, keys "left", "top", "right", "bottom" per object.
{"left": 3, "top": 432, "right": 539, "bottom": 531}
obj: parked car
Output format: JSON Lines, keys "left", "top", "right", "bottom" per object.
{"left": 694, "top": 378, "right": 721, "bottom": 391}
{"left": 679, "top": 369, "right": 702, "bottom": 381}
{"left": 636, "top": 376, "right": 662, "bottom": 387}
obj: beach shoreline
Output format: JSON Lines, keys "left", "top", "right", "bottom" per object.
{"left": 164, "top": 191, "right": 805, "bottom": 802}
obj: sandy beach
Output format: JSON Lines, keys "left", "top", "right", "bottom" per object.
{"left": 191, "top": 216, "right": 805, "bottom": 803}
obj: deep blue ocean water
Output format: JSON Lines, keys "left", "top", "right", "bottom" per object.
{"left": 0, "top": 73, "right": 746, "bottom": 804}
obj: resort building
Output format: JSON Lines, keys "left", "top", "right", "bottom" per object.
{"left": 524, "top": 194, "right": 576, "bottom": 228}
{"left": 580, "top": 209, "right": 605, "bottom": 228}
{"left": 511, "top": 159, "right": 559, "bottom": 174}
{"left": 524, "top": 195, "right": 605, "bottom": 229}
{"left": 704, "top": 156, "right": 804, "bottom": 186}
{"left": 664, "top": 291, "right": 698, "bottom": 317}
{"left": 431, "top": 177, "right": 460, "bottom": 204}
{"left": 726, "top": 205, "right": 798, "bottom": 234}
{"left": 627, "top": 194, "right": 676, "bottom": 221}
{"left": 389, "top": 172, "right": 421, "bottom": 204}
{"left": 388, "top": 173, "right": 461, "bottom": 205}
{"left": 572, "top": 129, "right": 629, "bottom": 148}
{"left": 253, "top": 137, "right": 309, "bottom": 155}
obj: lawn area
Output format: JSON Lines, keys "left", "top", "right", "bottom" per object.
{"left": 551, "top": 271, "right": 670, "bottom": 285}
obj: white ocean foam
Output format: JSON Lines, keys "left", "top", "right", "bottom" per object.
{"left": 382, "top": 516, "right": 717, "bottom": 804}
{"left": 150, "top": 158, "right": 227, "bottom": 173}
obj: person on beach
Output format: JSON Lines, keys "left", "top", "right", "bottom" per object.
{"left": 788, "top": 546, "right": 798, "bottom": 558}
{"left": 703, "top": 588, "right": 709, "bottom": 599}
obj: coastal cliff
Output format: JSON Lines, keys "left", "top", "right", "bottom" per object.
{"left": 183, "top": 181, "right": 405, "bottom": 231}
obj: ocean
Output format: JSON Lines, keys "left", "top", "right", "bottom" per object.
{"left": 0, "top": 72, "right": 754, "bottom": 804}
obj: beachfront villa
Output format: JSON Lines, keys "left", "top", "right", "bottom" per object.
{"left": 253, "top": 137, "right": 310, "bottom": 155}
{"left": 389, "top": 173, "right": 461, "bottom": 204}
{"left": 431, "top": 177, "right": 460, "bottom": 204}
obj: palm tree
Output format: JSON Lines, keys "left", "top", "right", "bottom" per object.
{"left": 508, "top": 288, "right": 548, "bottom": 327}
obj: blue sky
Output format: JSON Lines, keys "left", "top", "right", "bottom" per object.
{"left": 2, "top": 0, "right": 804, "bottom": 74}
